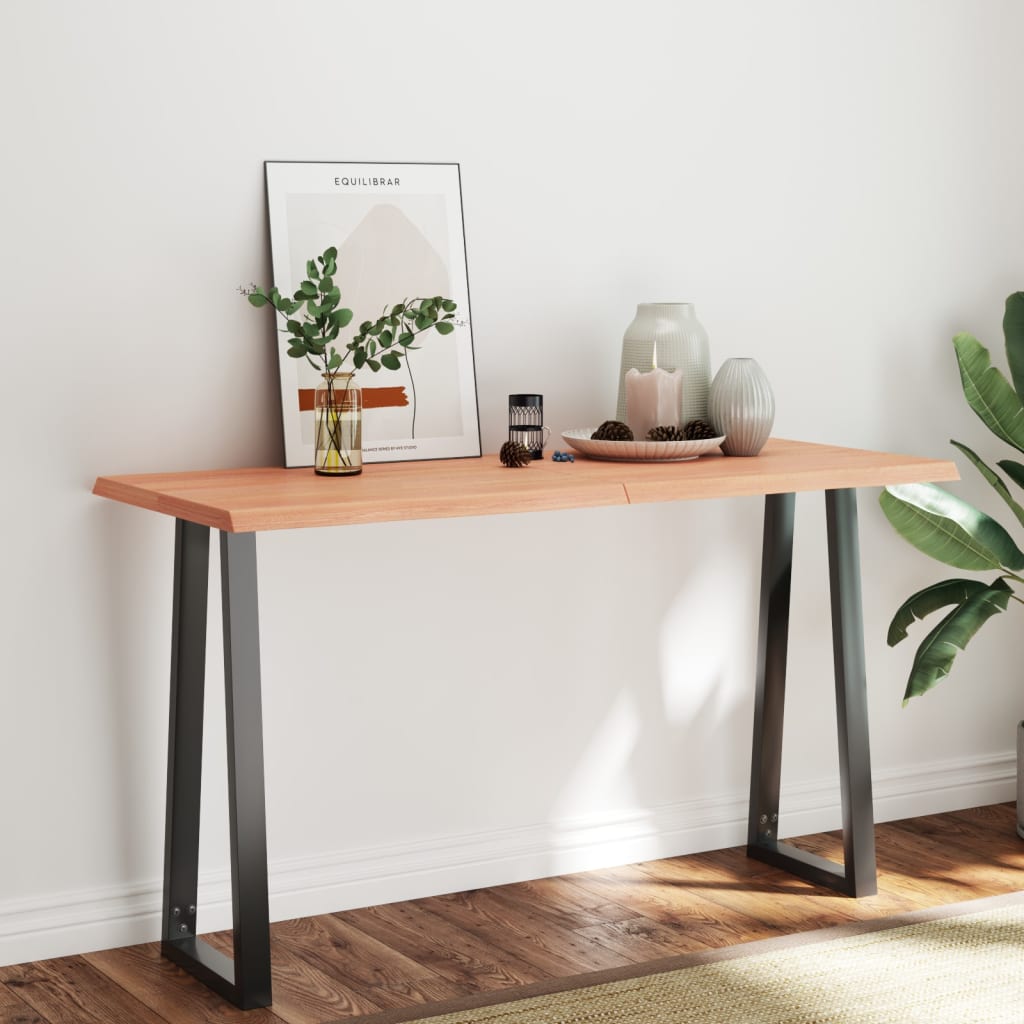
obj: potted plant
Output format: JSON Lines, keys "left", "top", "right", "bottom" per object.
{"left": 880, "top": 291, "right": 1024, "bottom": 834}
{"left": 248, "top": 245, "right": 458, "bottom": 475}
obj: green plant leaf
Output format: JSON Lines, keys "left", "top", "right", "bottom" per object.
{"left": 398, "top": 331, "right": 414, "bottom": 346}
{"left": 287, "top": 344, "right": 306, "bottom": 358}
{"left": 333, "top": 308, "right": 354, "bottom": 329}
{"left": 879, "top": 483, "right": 1024, "bottom": 570}
{"left": 247, "top": 293, "right": 268, "bottom": 307}
{"left": 901, "top": 578, "right": 1013, "bottom": 702}
{"left": 367, "top": 358, "right": 381, "bottom": 372}
{"left": 381, "top": 352, "right": 402, "bottom": 371}
{"left": 887, "top": 578, "right": 994, "bottom": 645}
{"left": 442, "top": 299, "right": 457, "bottom": 312}
{"left": 323, "top": 246, "right": 337, "bottom": 262}
{"left": 1004, "top": 292, "right": 1024, "bottom": 399}
{"left": 434, "top": 321, "right": 455, "bottom": 335}
{"left": 319, "top": 275, "right": 333, "bottom": 293}
{"left": 368, "top": 340, "right": 377, "bottom": 357}
{"left": 950, "top": 440, "right": 1024, "bottom": 529}
{"left": 300, "top": 280, "right": 317, "bottom": 297}
{"left": 306, "top": 259, "right": 318, "bottom": 279}
{"left": 391, "top": 303, "right": 405, "bottom": 316}
{"left": 328, "top": 351, "right": 342, "bottom": 371}
{"left": 997, "top": 459, "right": 1024, "bottom": 492}
{"left": 953, "top": 332, "right": 1024, "bottom": 454}
{"left": 353, "top": 349, "right": 366, "bottom": 369}
{"left": 380, "top": 329, "right": 393, "bottom": 347}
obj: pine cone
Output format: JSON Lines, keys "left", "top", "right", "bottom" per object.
{"left": 683, "top": 419, "right": 719, "bottom": 440}
{"left": 500, "top": 441, "right": 532, "bottom": 467}
{"left": 591, "top": 420, "right": 634, "bottom": 441}
{"left": 646, "top": 425, "right": 684, "bottom": 442}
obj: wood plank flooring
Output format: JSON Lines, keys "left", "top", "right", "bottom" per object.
{"left": 1, "top": 803, "right": 1021, "bottom": 1024}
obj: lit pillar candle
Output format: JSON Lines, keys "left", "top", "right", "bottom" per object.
{"left": 624, "top": 367, "right": 683, "bottom": 440}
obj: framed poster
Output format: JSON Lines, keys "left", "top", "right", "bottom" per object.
{"left": 264, "top": 161, "right": 481, "bottom": 465}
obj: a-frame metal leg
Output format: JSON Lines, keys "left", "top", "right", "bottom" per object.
{"left": 161, "top": 520, "right": 273, "bottom": 1008}
{"left": 746, "top": 489, "right": 878, "bottom": 897}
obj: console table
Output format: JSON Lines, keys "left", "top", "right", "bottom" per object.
{"left": 93, "top": 438, "right": 957, "bottom": 1009}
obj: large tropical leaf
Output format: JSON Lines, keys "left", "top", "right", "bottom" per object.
{"left": 887, "top": 578, "right": 994, "bottom": 646}
{"left": 997, "top": 458, "right": 1024, "bottom": 493}
{"left": 901, "top": 578, "right": 1013, "bottom": 702}
{"left": 1004, "top": 291, "right": 1024, "bottom": 399}
{"left": 950, "top": 440, "right": 1024, "bottom": 529}
{"left": 879, "top": 483, "right": 1024, "bottom": 571}
{"left": 953, "top": 332, "right": 1024, "bottom": 454}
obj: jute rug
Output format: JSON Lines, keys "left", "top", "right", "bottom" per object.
{"left": 345, "top": 891, "right": 1024, "bottom": 1024}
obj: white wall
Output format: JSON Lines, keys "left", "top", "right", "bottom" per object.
{"left": 2, "top": 0, "right": 1023, "bottom": 965}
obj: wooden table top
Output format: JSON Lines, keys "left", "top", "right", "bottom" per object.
{"left": 92, "top": 438, "right": 959, "bottom": 533}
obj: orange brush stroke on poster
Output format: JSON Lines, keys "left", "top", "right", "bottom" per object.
{"left": 297, "top": 387, "right": 409, "bottom": 412}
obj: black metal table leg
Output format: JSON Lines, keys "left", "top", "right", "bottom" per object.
{"left": 746, "top": 489, "right": 878, "bottom": 897}
{"left": 160, "top": 521, "right": 273, "bottom": 1008}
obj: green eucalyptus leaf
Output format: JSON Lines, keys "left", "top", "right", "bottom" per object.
{"left": 381, "top": 352, "right": 402, "bottom": 370}
{"left": 367, "top": 358, "right": 381, "bottom": 372}
{"left": 286, "top": 319, "right": 303, "bottom": 334}
{"left": 334, "top": 308, "right": 354, "bottom": 329}
{"left": 323, "top": 246, "right": 337, "bottom": 261}
{"left": 953, "top": 332, "right": 1024, "bottom": 454}
{"left": 328, "top": 351, "right": 342, "bottom": 370}
{"left": 950, "top": 440, "right": 1024, "bottom": 529}
{"left": 359, "top": 320, "right": 372, "bottom": 333}
{"left": 415, "top": 314, "right": 431, "bottom": 330}
{"left": 1003, "top": 292, "right": 1024, "bottom": 399}
{"left": 368, "top": 340, "right": 377, "bottom": 357}
{"left": 301, "top": 322, "right": 317, "bottom": 338}
{"left": 391, "top": 303, "right": 405, "bottom": 316}
{"left": 879, "top": 483, "right": 1024, "bottom": 570}
{"left": 887, "top": 578, "right": 994, "bottom": 646}
{"left": 900, "top": 579, "right": 1013, "bottom": 702}
{"left": 247, "top": 293, "right": 268, "bottom": 307}
{"left": 398, "top": 331, "right": 414, "bottom": 346}
{"left": 287, "top": 344, "right": 307, "bottom": 358}
{"left": 353, "top": 350, "right": 367, "bottom": 369}
{"left": 434, "top": 321, "right": 455, "bottom": 335}
{"left": 442, "top": 299, "right": 457, "bottom": 312}
{"left": 306, "top": 260, "right": 317, "bottom": 278}
{"left": 997, "top": 459, "right": 1024, "bottom": 492}
{"left": 300, "top": 280, "right": 317, "bottom": 297}
{"left": 380, "top": 329, "right": 393, "bottom": 346}
{"left": 320, "top": 275, "right": 333, "bottom": 293}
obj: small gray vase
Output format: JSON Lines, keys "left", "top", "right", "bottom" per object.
{"left": 707, "top": 357, "right": 775, "bottom": 456}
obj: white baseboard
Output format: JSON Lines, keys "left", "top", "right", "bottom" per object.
{"left": 1, "top": 751, "right": 1013, "bottom": 967}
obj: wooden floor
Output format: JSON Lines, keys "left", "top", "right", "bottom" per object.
{"left": 1, "top": 803, "right": 1021, "bottom": 1024}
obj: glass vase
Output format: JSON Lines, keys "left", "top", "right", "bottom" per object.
{"left": 314, "top": 372, "right": 362, "bottom": 476}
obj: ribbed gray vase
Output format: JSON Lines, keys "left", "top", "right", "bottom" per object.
{"left": 707, "top": 357, "right": 775, "bottom": 456}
